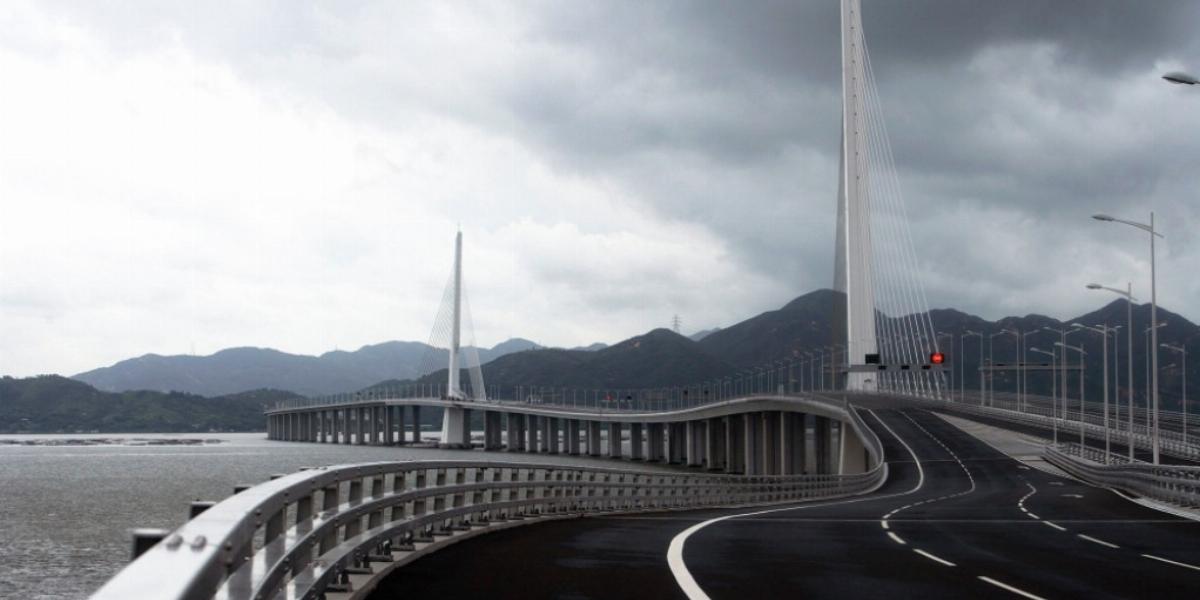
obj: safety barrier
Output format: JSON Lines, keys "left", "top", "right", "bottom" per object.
{"left": 1044, "top": 444, "right": 1200, "bottom": 509}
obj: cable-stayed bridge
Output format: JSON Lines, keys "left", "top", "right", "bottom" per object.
{"left": 91, "top": 1, "right": 1200, "bottom": 599}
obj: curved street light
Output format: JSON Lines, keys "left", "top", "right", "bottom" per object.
{"left": 1163, "top": 71, "right": 1199, "bottom": 85}
{"left": 1093, "top": 213, "right": 1164, "bottom": 464}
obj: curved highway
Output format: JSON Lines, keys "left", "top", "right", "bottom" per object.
{"left": 369, "top": 406, "right": 1200, "bottom": 599}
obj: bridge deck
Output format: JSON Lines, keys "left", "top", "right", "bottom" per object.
{"left": 368, "top": 407, "right": 1200, "bottom": 599}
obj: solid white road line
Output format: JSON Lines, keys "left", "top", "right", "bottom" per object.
{"left": 913, "top": 548, "right": 956, "bottom": 567}
{"left": 887, "top": 531, "right": 906, "bottom": 545}
{"left": 880, "top": 520, "right": 889, "bottom": 530}
{"left": 1026, "top": 512, "right": 1039, "bottom": 520}
{"left": 1042, "top": 521, "right": 1066, "bottom": 532}
{"left": 666, "top": 409, "right": 926, "bottom": 600}
{"left": 1141, "top": 553, "right": 1200, "bottom": 572}
{"left": 977, "top": 576, "right": 1048, "bottom": 600}
{"left": 1077, "top": 534, "right": 1119, "bottom": 549}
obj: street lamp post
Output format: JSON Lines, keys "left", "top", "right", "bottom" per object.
{"left": 1094, "top": 213, "right": 1164, "bottom": 464}
{"left": 1162, "top": 342, "right": 1187, "bottom": 446}
{"left": 1075, "top": 323, "right": 1114, "bottom": 463}
{"left": 1056, "top": 341, "right": 1087, "bottom": 452}
{"left": 1088, "top": 282, "right": 1137, "bottom": 459}
{"left": 1031, "top": 347, "right": 1058, "bottom": 442}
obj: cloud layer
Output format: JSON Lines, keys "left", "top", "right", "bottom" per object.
{"left": 3, "top": 1, "right": 1200, "bottom": 377}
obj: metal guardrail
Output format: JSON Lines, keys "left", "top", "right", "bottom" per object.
{"left": 905, "top": 396, "right": 1200, "bottom": 463}
{"left": 1044, "top": 444, "right": 1200, "bottom": 509}
{"left": 91, "top": 459, "right": 885, "bottom": 600}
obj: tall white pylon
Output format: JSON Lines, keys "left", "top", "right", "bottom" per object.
{"left": 834, "top": 0, "right": 877, "bottom": 391}
{"left": 440, "top": 229, "right": 469, "bottom": 447}
{"left": 447, "top": 229, "right": 464, "bottom": 400}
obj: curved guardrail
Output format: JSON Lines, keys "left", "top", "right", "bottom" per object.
{"left": 1043, "top": 444, "right": 1200, "bottom": 509}
{"left": 91, "top": 458, "right": 886, "bottom": 600}
{"left": 893, "top": 394, "right": 1200, "bottom": 463}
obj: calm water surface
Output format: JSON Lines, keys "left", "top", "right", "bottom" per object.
{"left": 0, "top": 432, "right": 664, "bottom": 599}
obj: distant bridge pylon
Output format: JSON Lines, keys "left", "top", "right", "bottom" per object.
{"left": 833, "top": 0, "right": 945, "bottom": 399}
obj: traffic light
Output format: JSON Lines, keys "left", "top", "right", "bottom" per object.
{"left": 929, "top": 352, "right": 945, "bottom": 365}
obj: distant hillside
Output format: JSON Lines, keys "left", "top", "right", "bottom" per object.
{"left": 416, "top": 329, "right": 738, "bottom": 389}
{"left": 698, "top": 289, "right": 838, "bottom": 367}
{"left": 0, "top": 375, "right": 295, "bottom": 433}
{"left": 72, "top": 338, "right": 540, "bottom": 397}
{"left": 690, "top": 328, "right": 721, "bottom": 341}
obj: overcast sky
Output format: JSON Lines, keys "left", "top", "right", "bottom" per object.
{"left": 3, "top": 1, "right": 1200, "bottom": 377}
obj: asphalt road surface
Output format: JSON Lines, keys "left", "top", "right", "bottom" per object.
{"left": 369, "top": 408, "right": 1200, "bottom": 599}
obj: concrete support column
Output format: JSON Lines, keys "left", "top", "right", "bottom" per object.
{"left": 352, "top": 408, "right": 363, "bottom": 445}
{"left": 483, "top": 411, "right": 499, "bottom": 450}
{"left": 839, "top": 420, "right": 868, "bottom": 474}
{"left": 439, "top": 406, "right": 467, "bottom": 448}
{"left": 526, "top": 415, "right": 540, "bottom": 453}
{"left": 814, "top": 416, "right": 832, "bottom": 474}
{"left": 505, "top": 413, "right": 522, "bottom": 451}
{"left": 608, "top": 422, "right": 622, "bottom": 458}
{"left": 370, "top": 407, "right": 380, "bottom": 444}
{"left": 342, "top": 409, "right": 350, "bottom": 445}
{"left": 762, "top": 411, "right": 780, "bottom": 475}
{"left": 647, "top": 423, "right": 665, "bottom": 462}
{"left": 462, "top": 408, "right": 472, "bottom": 448}
{"left": 743, "top": 412, "right": 761, "bottom": 475}
{"left": 780, "top": 412, "right": 804, "bottom": 474}
{"left": 383, "top": 406, "right": 393, "bottom": 445}
{"left": 411, "top": 406, "right": 421, "bottom": 444}
{"left": 706, "top": 417, "right": 724, "bottom": 471}
{"left": 587, "top": 421, "right": 603, "bottom": 456}
{"left": 567, "top": 420, "right": 581, "bottom": 455}
{"left": 547, "top": 418, "right": 560, "bottom": 454}
{"left": 686, "top": 420, "right": 705, "bottom": 467}
{"left": 630, "top": 423, "right": 644, "bottom": 461}
{"left": 395, "top": 406, "right": 406, "bottom": 445}
{"left": 538, "top": 416, "right": 551, "bottom": 453}
{"left": 666, "top": 423, "right": 683, "bottom": 464}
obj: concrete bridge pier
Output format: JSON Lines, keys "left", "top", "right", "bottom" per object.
{"left": 505, "top": 413, "right": 525, "bottom": 451}
{"left": 587, "top": 422, "right": 603, "bottom": 456}
{"left": 839, "top": 419, "right": 868, "bottom": 474}
{"left": 608, "top": 423, "right": 622, "bottom": 458}
{"left": 706, "top": 417, "right": 724, "bottom": 471}
{"left": 743, "top": 413, "right": 762, "bottom": 475}
{"left": 781, "top": 412, "right": 805, "bottom": 474}
{"left": 567, "top": 420, "right": 581, "bottom": 455}
{"left": 547, "top": 420, "right": 559, "bottom": 451}
{"left": 813, "top": 416, "right": 833, "bottom": 474}
{"left": 761, "top": 412, "right": 780, "bottom": 475}
{"left": 395, "top": 406, "right": 406, "bottom": 445}
{"left": 355, "top": 408, "right": 366, "bottom": 445}
{"left": 487, "top": 411, "right": 505, "bottom": 450}
{"left": 686, "top": 421, "right": 705, "bottom": 467}
{"left": 647, "top": 423, "right": 664, "bottom": 462}
{"left": 410, "top": 408, "right": 420, "bottom": 446}
{"left": 440, "top": 406, "right": 468, "bottom": 449}
{"left": 526, "top": 415, "right": 540, "bottom": 453}
{"left": 666, "top": 423, "right": 683, "bottom": 464}
{"left": 630, "top": 423, "right": 644, "bottom": 460}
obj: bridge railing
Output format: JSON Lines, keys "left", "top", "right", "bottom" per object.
{"left": 896, "top": 392, "right": 1200, "bottom": 463}
{"left": 1043, "top": 444, "right": 1200, "bottom": 509}
{"left": 90, "top": 458, "right": 886, "bottom": 600}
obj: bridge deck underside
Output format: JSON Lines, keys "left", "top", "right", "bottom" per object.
{"left": 267, "top": 403, "right": 870, "bottom": 477}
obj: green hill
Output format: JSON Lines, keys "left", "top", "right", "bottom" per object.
{"left": 0, "top": 375, "right": 298, "bottom": 433}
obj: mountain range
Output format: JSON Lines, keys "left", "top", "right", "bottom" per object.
{"left": 73, "top": 338, "right": 543, "bottom": 397}
{"left": 4, "top": 288, "right": 1192, "bottom": 434}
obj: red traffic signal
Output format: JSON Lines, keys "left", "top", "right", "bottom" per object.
{"left": 929, "top": 352, "right": 945, "bottom": 365}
